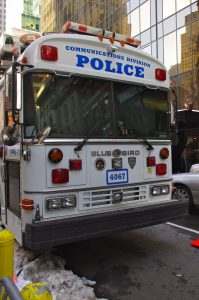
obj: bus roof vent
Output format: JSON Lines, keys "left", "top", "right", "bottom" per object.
{"left": 61, "top": 21, "right": 141, "bottom": 48}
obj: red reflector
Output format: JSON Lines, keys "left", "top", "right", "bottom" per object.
{"left": 156, "top": 163, "right": 167, "bottom": 175}
{"left": 69, "top": 159, "right": 82, "bottom": 170}
{"left": 52, "top": 169, "right": 69, "bottom": 183}
{"left": 147, "top": 156, "right": 156, "bottom": 167}
{"left": 41, "top": 45, "right": 58, "bottom": 61}
{"left": 79, "top": 25, "right": 87, "bottom": 32}
{"left": 155, "top": 68, "right": 166, "bottom": 81}
{"left": 21, "top": 56, "right": 28, "bottom": 64}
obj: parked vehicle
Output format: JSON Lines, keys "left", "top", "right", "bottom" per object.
{"left": 173, "top": 164, "right": 199, "bottom": 212}
{"left": 0, "top": 22, "right": 187, "bottom": 250}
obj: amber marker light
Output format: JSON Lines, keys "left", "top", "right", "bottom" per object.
{"left": 21, "top": 199, "right": 34, "bottom": 210}
{"left": 160, "top": 147, "right": 169, "bottom": 159}
{"left": 48, "top": 148, "right": 63, "bottom": 163}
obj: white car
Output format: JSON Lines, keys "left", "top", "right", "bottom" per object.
{"left": 173, "top": 164, "right": 199, "bottom": 212}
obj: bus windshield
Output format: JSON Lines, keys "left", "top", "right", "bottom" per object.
{"left": 23, "top": 72, "right": 170, "bottom": 139}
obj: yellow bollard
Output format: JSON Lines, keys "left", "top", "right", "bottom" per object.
{"left": 20, "top": 283, "right": 52, "bottom": 300}
{"left": 0, "top": 229, "right": 15, "bottom": 279}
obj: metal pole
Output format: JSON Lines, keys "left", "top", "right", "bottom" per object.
{"left": 0, "top": 277, "right": 23, "bottom": 300}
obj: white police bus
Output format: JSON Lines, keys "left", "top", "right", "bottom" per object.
{"left": 0, "top": 22, "right": 187, "bottom": 249}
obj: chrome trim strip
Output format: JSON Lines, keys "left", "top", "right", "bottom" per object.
{"left": 23, "top": 139, "right": 171, "bottom": 145}
{"left": 24, "top": 179, "right": 172, "bottom": 194}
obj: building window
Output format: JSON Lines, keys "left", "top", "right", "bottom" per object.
{"left": 177, "top": 6, "right": 191, "bottom": 28}
{"left": 163, "top": 0, "right": 176, "bottom": 19}
{"left": 157, "top": 0, "right": 163, "bottom": 22}
{"left": 191, "top": 2, "right": 199, "bottom": 21}
{"left": 158, "top": 22, "right": 163, "bottom": 38}
{"left": 177, "top": 72, "right": 193, "bottom": 109}
{"left": 126, "top": 1, "right": 130, "bottom": 14}
{"left": 130, "top": 8, "right": 139, "bottom": 36}
{"left": 140, "top": 0, "right": 150, "bottom": 32}
{"left": 141, "top": 28, "right": 151, "bottom": 46}
{"left": 193, "top": 69, "right": 199, "bottom": 109}
{"left": 158, "top": 37, "right": 163, "bottom": 62}
{"left": 164, "top": 32, "right": 177, "bottom": 76}
{"left": 192, "top": 19, "right": 199, "bottom": 69}
{"left": 177, "top": 26, "right": 191, "bottom": 73}
{"left": 163, "top": 14, "right": 176, "bottom": 35}
{"left": 152, "top": 41, "right": 157, "bottom": 57}
{"left": 151, "top": 25, "right": 156, "bottom": 41}
{"left": 151, "top": 0, "right": 156, "bottom": 26}
{"left": 129, "top": 0, "right": 139, "bottom": 12}
{"left": 176, "top": 0, "right": 190, "bottom": 12}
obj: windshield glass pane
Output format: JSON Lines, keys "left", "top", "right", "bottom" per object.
{"left": 114, "top": 82, "right": 169, "bottom": 138}
{"left": 23, "top": 72, "right": 113, "bottom": 138}
{"left": 23, "top": 72, "right": 169, "bottom": 139}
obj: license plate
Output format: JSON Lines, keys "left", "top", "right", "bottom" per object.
{"left": 106, "top": 169, "right": 128, "bottom": 185}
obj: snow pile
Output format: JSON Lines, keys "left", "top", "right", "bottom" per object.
{"left": 14, "top": 242, "right": 107, "bottom": 300}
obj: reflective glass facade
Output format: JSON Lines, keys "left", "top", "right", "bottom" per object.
{"left": 124, "top": 0, "right": 199, "bottom": 111}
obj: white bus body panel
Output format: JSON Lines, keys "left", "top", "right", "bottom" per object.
{"left": 22, "top": 34, "right": 170, "bottom": 89}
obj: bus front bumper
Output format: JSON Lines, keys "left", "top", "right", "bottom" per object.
{"left": 24, "top": 199, "right": 188, "bottom": 250}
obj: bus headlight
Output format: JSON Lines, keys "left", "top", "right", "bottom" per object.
{"left": 151, "top": 186, "right": 161, "bottom": 196}
{"left": 161, "top": 185, "right": 170, "bottom": 194}
{"left": 151, "top": 185, "right": 170, "bottom": 196}
{"left": 46, "top": 196, "right": 76, "bottom": 210}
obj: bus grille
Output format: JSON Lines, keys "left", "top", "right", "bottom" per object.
{"left": 80, "top": 185, "right": 146, "bottom": 210}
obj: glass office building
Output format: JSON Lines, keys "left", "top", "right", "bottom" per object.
{"left": 126, "top": 0, "right": 199, "bottom": 113}
{"left": 22, "top": 0, "right": 40, "bottom": 32}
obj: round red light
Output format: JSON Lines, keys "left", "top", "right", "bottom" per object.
{"left": 160, "top": 148, "right": 169, "bottom": 159}
{"left": 48, "top": 148, "right": 63, "bottom": 163}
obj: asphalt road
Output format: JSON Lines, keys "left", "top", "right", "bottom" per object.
{"left": 57, "top": 212, "right": 199, "bottom": 300}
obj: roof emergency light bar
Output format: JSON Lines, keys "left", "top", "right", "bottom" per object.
{"left": 12, "top": 33, "right": 41, "bottom": 57}
{"left": 61, "top": 21, "right": 141, "bottom": 48}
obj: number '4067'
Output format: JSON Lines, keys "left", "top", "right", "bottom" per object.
{"left": 110, "top": 173, "right": 125, "bottom": 181}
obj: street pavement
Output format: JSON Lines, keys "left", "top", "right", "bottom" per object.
{"left": 57, "top": 212, "right": 199, "bottom": 300}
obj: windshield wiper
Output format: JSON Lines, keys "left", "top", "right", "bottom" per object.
{"left": 74, "top": 97, "right": 105, "bottom": 154}
{"left": 142, "top": 139, "right": 154, "bottom": 151}
{"left": 74, "top": 120, "right": 100, "bottom": 153}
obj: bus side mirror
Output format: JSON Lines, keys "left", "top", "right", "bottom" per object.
{"left": 36, "top": 126, "right": 51, "bottom": 144}
{"left": 169, "top": 87, "right": 177, "bottom": 129}
{"left": 12, "top": 63, "right": 22, "bottom": 111}
{"left": 1, "top": 125, "right": 20, "bottom": 146}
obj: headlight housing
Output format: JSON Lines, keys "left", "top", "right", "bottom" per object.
{"left": 46, "top": 195, "right": 76, "bottom": 210}
{"left": 151, "top": 185, "right": 170, "bottom": 196}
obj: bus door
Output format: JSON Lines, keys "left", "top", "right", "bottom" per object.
{"left": 1, "top": 112, "right": 21, "bottom": 224}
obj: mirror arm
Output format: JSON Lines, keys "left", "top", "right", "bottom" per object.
{"left": 169, "top": 87, "right": 178, "bottom": 133}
